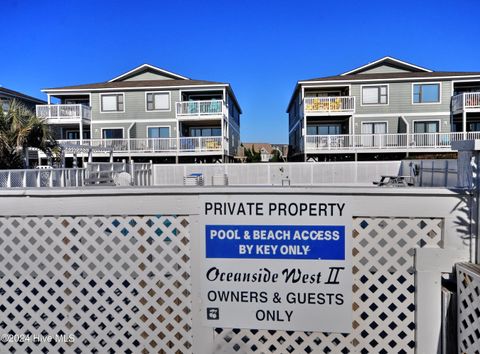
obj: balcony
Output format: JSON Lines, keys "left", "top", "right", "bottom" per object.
{"left": 57, "top": 136, "right": 223, "bottom": 155}
{"left": 305, "top": 132, "right": 480, "bottom": 153}
{"left": 452, "top": 93, "right": 480, "bottom": 114}
{"left": 303, "top": 97, "right": 355, "bottom": 115}
{"left": 175, "top": 100, "right": 226, "bottom": 119}
{"left": 36, "top": 104, "right": 92, "bottom": 122}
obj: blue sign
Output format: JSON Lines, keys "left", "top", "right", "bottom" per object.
{"left": 205, "top": 224, "right": 345, "bottom": 260}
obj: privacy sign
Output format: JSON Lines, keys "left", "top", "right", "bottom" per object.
{"left": 197, "top": 195, "right": 352, "bottom": 332}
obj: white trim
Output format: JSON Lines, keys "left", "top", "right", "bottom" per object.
{"left": 108, "top": 64, "right": 189, "bottom": 82}
{"left": 146, "top": 125, "right": 172, "bottom": 138}
{"left": 92, "top": 119, "right": 178, "bottom": 124}
{"left": 412, "top": 119, "right": 442, "bottom": 133}
{"left": 100, "top": 127, "right": 125, "bottom": 139}
{"left": 144, "top": 91, "right": 171, "bottom": 112}
{"left": 298, "top": 74, "right": 480, "bottom": 85}
{"left": 360, "top": 84, "right": 390, "bottom": 106}
{"left": 99, "top": 93, "right": 125, "bottom": 113}
{"left": 360, "top": 120, "right": 389, "bottom": 134}
{"left": 340, "top": 56, "right": 432, "bottom": 76}
{"left": 355, "top": 112, "right": 450, "bottom": 118}
{"left": 411, "top": 82, "right": 442, "bottom": 105}
{"left": 43, "top": 84, "right": 229, "bottom": 93}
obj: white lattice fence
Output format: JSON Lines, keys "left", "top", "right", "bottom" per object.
{"left": 0, "top": 215, "right": 192, "bottom": 354}
{"left": 0, "top": 215, "right": 445, "bottom": 353}
{"left": 212, "top": 217, "right": 443, "bottom": 353}
{"left": 457, "top": 263, "right": 480, "bottom": 354}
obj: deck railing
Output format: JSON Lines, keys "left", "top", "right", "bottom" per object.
{"left": 36, "top": 104, "right": 92, "bottom": 121}
{"left": 0, "top": 168, "right": 85, "bottom": 188}
{"left": 303, "top": 96, "right": 355, "bottom": 114}
{"left": 176, "top": 100, "right": 226, "bottom": 117}
{"left": 305, "top": 132, "right": 480, "bottom": 152}
{"left": 58, "top": 137, "right": 223, "bottom": 153}
{"left": 452, "top": 93, "right": 480, "bottom": 113}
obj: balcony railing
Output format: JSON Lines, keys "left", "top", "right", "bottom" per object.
{"left": 305, "top": 132, "right": 480, "bottom": 153}
{"left": 452, "top": 93, "right": 480, "bottom": 113}
{"left": 36, "top": 104, "right": 92, "bottom": 121}
{"left": 176, "top": 100, "right": 226, "bottom": 117}
{"left": 57, "top": 136, "right": 223, "bottom": 154}
{"left": 303, "top": 96, "right": 355, "bottom": 114}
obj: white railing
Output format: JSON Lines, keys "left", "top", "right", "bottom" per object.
{"left": 57, "top": 137, "right": 223, "bottom": 153}
{"left": 153, "top": 161, "right": 402, "bottom": 186}
{"left": 303, "top": 96, "right": 355, "bottom": 114}
{"left": 305, "top": 132, "right": 480, "bottom": 152}
{"left": 86, "top": 161, "right": 153, "bottom": 186}
{"left": 176, "top": 100, "right": 225, "bottom": 117}
{"left": 0, "top": 168, "right": 85, "bottom": 188}
{"left": 36, "top": 104, "right": 92, "bottom": 121}
{"left": 452, "top": 92, "right": 480, "bottom": 112}
{"left": 178, "top": 137, "right": 223, "bottom": 152}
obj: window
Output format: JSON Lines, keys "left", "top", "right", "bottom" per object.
{"left": 469, "top": 122, "right": 480, "bottom": 132}
{"left": 190, "top": 127, "right": 221, "bottom": 137}
{"left": 1, "top": 100, "right": 9, "bottom": 111}
{"left": 414, "top": 121, "right": 439, "bottom": 133}
{"left": 413, "top": 84, "right": 440, "bottom": 103}
{"left": 146, "top": 92, "right": 170, "bottom": 111}
{"left": 147, "top": 127, "right": 170, "bottom": 138}
{"left": 102, "top": 128, "right": 123, "bottom": 139}
{"left": 362, "top": 85, "right": 388, "bottom": 105}
{"left": 101, "top": 94, "right": 124, "bottom": 112}
{"left": 307, "top": 124, "right": 341, "bottom": 135}
{"left": 66, "top": 131, "right": 90, "bottom": 139}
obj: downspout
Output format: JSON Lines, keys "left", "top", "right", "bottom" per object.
{"left": 401, "top": 116, "right": 410, "bottom": 161}
{"left": 401, "top": 116, "right": 410, "bottom": 148}
{"left": 127, "top": 122, "right": 135, "bottom": 162}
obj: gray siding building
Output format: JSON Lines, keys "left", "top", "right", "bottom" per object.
{"left": 0, "top": 86, "right": 46, "bottom": 112}
{"left": 287, "top": 57, "right": 480, "bottom": 161}
{"left": 38, "top": 64, "right": 241, "bottom": 163}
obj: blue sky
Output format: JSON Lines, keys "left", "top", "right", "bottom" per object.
{"left": 1, "top": 0, "right": 479, "bottom": 143}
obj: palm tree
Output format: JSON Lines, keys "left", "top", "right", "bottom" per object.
{"left": 0, "top": 100, "right": 58, "bottom": 169}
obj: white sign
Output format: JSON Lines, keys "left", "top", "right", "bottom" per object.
{"left": 197, "top": 195, "right": 352, "bottom": 332}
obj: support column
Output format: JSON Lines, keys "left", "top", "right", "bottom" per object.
{"left": 463, "top": 111, "right": 467, "bottom": 139}
{"left": 79, "top": 123, "right": 83, "bottom": 145}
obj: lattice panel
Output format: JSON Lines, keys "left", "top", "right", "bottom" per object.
{"left": 213, "top": 217, "right": 443, "bottom": 353}
{"left": 457, "top": 263, "right": 480, "bottom": 354}
{"left": 0, "top": 215, "right": 192, "bottom": 354}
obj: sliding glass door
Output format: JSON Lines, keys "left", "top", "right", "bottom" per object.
{"left": 361, "top": 122, "right": 387, "bottom": 147}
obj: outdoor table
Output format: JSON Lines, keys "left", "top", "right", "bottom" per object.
{"left": 373, "top": 175, "right": 414, "bottom": 187}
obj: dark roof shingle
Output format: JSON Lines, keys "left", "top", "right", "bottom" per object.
{"left": 44, "top": 79, "right": 227, "bottom": 91}
{"left": 301, "top": 71, "right": 480, "bottom": 82}
{"left": 0, "top": 87, "right": 46, "bottom": 104}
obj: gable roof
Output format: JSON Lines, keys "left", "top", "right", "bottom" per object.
{"left": 0, "top": 86, "right": 46, "bottom": 104}
{"left": 301, "top": 71, "right": 480, "bottom": 83}
{"left": 340, "top": 56, "right": 432, "bottom": 76}
{"left": 43, "top": 79, "right": 227, "bottom": 91}
{"left": 108, "top": 64, "right": 189, "bottom": 82}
